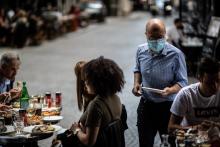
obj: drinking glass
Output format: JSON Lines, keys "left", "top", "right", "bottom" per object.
{"left": 13, "top": 114, "right": 24, "bottom": 135}
{"left": 27, "top": 99, "right": 37, "bottom": 117}
{"left": 27, "top": 107, "right": 36, "bottom": 117}
{"left": 160, "top": 134, "right": 171, "bottom": 147}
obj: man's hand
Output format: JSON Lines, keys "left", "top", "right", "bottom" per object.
{"left": 9, "top": 88, "right": 22, "bottom": 100}
{"left": 0, "top": 104, "right": 12, "bottom": 111}
{"left": 161, "top": 87, "right": 173, "bottom": 96}
{"left": 161, "top": 84, "right": 182, "bottom": 97}
{"left": 132, "top": 84, "right": 142, "bottom": 97}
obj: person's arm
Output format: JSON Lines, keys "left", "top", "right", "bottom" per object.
{"left": 162, "top": 83, "right": 181, "bottom": 96}
{"left": 0, "top": 93, "right": 8, "bottom": 101}
{"left": 0, "top": 103, "right": 12, "bottom": 111}
{"left": 168, "top": 113, "right": 184, "bottom": 133}
{"left": 163, "top": 51, "right": 188, "bottom": 96}
{"left": 71, "top": 121, "right": 100, "bottom": 146}
{"left": 133, "top": 47, "right": 142, "bottom": 97}
{"left": 169, "top": 88, "right": 187, "bottom": 133}
{"left": 132, "top": 72, "right": 142, "bottom": 96}
{"left": 0, "top": 80, "right": 22, "bottom": 102}
{"left": 71, "top": 100, "right": 102, "bottom": 146}
{"left": 175, "top": 51, "right": 188, "bottom": 88}
{"left": 9, "top": 88, "right": 21, "bottom": 100}
{"left": 76, "top": 126, "right": 100, "bottom": 146}
{"left": 168, "top": 113, "right": 199, "bottom": 133}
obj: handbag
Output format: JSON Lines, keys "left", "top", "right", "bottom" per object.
{"left": 53, "top": 129, "right": 85, "bottom": 147}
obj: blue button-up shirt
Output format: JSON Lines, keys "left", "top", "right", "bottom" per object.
{"left": 134, "top": 42, "right": 188, "bottom": 102}
{"left": 0, "top": 75, "right": 11, "bottom": 93}
{"left": 0, "top": 80, "right": 10, "bottom": 93}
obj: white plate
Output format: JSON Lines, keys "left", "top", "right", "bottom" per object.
{"left": 23, "top": 125, "right": 62, "bottom": 133}
{"left": 142, "top": 87, "right": 164, "bottom": 94}
{"left": 43, "top": 116, "right": 63, "bottom": 122}
{"left": 42, "top": 107, "right": 61, "bottom": 112}
{"left": 0, "top": 125, "right": 15, "bottom": 134}
{"left": 12, "top": 108, "right": 20, "bottom": 112}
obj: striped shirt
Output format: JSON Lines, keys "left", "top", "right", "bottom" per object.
{"left": 134, "top": 42, "right": 188, "bottom": 102}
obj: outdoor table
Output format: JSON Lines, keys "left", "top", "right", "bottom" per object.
{"left": 0, "top": 95, "right": 63, "bottom": 146}
{"left": 181, "top": 37, "right": 203, "bottom": 58}
{"left": 0, "top": 125, "right": 53, "bottom": 147}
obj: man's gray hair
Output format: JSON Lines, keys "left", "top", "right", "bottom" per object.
{"left": 0, "top": 52, "right": 20, "bottom": 67}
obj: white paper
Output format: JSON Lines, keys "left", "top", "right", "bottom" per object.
{"left": 142, "top": 87, "right": 164, "bottom": 94}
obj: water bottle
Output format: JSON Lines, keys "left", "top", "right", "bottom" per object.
{"left": 20, "top": 81, "right": 29, "bottom": 110}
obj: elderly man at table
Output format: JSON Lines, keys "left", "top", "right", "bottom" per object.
{"left": 168, "top": 57, "right": 220, "bottom": 131}
{"left": 0, "top": 52, "right": 21, "bottom": 104}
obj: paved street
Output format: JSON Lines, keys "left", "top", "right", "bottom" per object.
{"left": 0, "top": 12, "right": 194, "bottom": 147}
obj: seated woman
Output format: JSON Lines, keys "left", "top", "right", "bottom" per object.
{"left": 71, "top": 56, "right": 125, "bottom": 147}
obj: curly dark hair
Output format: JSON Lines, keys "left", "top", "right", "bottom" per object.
{"left": 83, "top": 56, "right": 125, "bottom": 98}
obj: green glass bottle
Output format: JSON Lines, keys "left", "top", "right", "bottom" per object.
{"left": 20, "top": 81, "right": 29, "bottom": 109}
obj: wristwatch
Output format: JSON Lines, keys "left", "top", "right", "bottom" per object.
{"left": 74, "top": 128, "right": 81, "bottom": 135}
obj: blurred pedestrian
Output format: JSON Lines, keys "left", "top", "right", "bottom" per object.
{"left": 167, "top": 18, "right": 185, "bottom": 49}
{"left": 68, "top": 5, "right": 80, "bottom": 31}
{"left": 13, "top": 9, "right": 29, "bottom": 48}
{"left": 118, "top": 0, "right": 132, "bottom": 16}
{"left": 132, "top": 18, "right": 188, "bottom": 147}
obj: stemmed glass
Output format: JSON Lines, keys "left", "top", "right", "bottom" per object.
{"left": 12, "top": 113, "right": 24, "bottom": 135}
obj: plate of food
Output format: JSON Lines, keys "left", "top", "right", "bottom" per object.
{"left": 42, "top": 107, "right": 61, "bottom": 112}
{"left": 41, "top": 108, "right": 61, "bottom": 116}
{"left": 27, "top": 115, "right": 42, "bottom": 125}
{"left": 0, "top": 126, "right": 14, "bottom": 135}
{"left": 43, "top": 116, "right": 63, "bottom": 123}
{"left": 42, "top": 110, "right": 60, "bottom": 116}
{"left": 142, "top": 87, "right": 164, "bottom": 94}
{"left": 23, "top": 124, "right": 62, "bottom": 134}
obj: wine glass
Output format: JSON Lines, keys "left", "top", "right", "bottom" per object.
{"left": 13, "top": 114, "right": 24, "bottom": 135}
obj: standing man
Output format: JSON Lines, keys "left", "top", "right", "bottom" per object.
{"left": 132, "top": 18, "right": 188, "bottom": 147}
{"left": 0, "top": 52, "right": 21, "bottom": 103}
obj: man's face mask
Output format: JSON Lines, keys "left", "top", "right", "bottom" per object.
{"left": 147, "top": 38, "right": 165, "bottom": 53}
